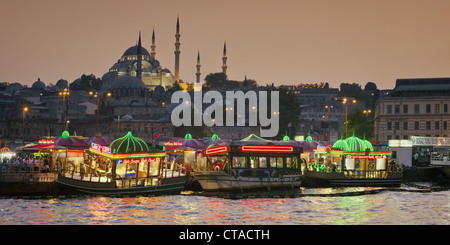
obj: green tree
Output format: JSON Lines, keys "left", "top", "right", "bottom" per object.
{"left": 276, "top": 87, "right": 301, "bottom": 140}
{"left": 69, "top": 74, "right": 103, "bottom": 92}
{"left": 344, "top": 109, "right": 374, "bottom": 139}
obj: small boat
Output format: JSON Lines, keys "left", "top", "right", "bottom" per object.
{"left": 303, "top": 136, "right": 403, "bottom": 187}
{"left": 189, "top": 134, "right": 303, "bottom": 192}
{"left": 57, "top": 132, "right": 187, "bottom": 196}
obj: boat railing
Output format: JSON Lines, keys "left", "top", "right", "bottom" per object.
{"left": 431, "top": 154, "right": 450, "bottom": 161}
{"left": 115, "top": 175, "right": 161, "bottom": 188}
{"left": 162, "top": 166, "right": 186, "bottom": 179}
{"left": 343, "top": 170, "right": 389, "bottom": 178}
{"left": 430, "top": 154, "right": 450, "bottom": 166}
{"left": 61, "top": 167, "right": 113, "bottom": 183}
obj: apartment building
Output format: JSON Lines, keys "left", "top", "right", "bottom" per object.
{"left": 375, "top": 78, "right": 450, "bottom": 143}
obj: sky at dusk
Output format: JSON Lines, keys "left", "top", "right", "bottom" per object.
{"left": 1, "top": 0, "right": 450, "bottom": 89}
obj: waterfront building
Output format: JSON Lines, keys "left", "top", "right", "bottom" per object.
{"left": 374, "top": 78, "right": 450, "bottom": 144}
{"left": 280, "top": 83, "right": 363, "bottom": 142}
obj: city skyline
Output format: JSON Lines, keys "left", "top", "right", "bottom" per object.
{"left": 2, "top": 0, "right": 450, "bottom": 89}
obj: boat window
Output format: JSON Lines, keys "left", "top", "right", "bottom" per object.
{"left": 293, "top": 156, "right": 300, "bottom": 169}
{"left": 286, "top": 157, "right": 292, "bottom": 168}
{"left": 259, "top": 157, "right": 267, "bottom": 168}
{"left": 270, "top": 157, "right": 283, "bottom": 168}
{"left": 232, "top": 156, "right": 246, "bottom": 168}
{"left": 249, "top": 156, "right": 258, "bottom": 168}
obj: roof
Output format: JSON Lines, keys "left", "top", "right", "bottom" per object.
{"left": 110, "top": 75, "right": 146, "bottom": 89}
{"left": 123, "top": 45, "right": 150, "bottom": 56}
{"left": 392, "top": 77, "right": 450, "bottom": 96}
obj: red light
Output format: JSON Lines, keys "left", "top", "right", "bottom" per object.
{"left": 351, "top": 155, "right": 386, "bottom": 159}
{"left": 241, "top": 145, "right": 294, "bottom": 153}
{"left": 205, "top": 146, "right": 229, "bottom": 155}
{"left": 163, "top": 142, "right": 184, "bottom": 150}
{"left": 38, "top": 139, "right": 55, "bottom": 145}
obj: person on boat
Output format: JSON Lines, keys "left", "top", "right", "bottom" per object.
{"left": 43, "top": 164, "right": 50, "bottom": 173}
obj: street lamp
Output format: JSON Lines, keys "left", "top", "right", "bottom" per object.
{"left": 363, "top": 109, "right": 372, "bottom": 116}
{"left": 90, "top": 91, "right": 112, "bottom": 134}
{"left": 59, "top": 88, "right": 70, "bottom": 130}
{"left": 325, "top": 105, "right": 333, "bottom": 141}
{"left": 22, "top": 106, "right": 29, "bottom": 145}
{"left": 343, "top": 98, "right": 356, "bottom": 138}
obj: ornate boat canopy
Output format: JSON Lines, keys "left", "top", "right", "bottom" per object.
{"left": 110, "top": 131, "right": 149, "bottom": 154}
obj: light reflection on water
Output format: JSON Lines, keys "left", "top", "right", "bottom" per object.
{"left": 0, "top": 189, "right": 449, "bottom": 225}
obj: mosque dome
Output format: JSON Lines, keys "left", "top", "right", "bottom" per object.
{"left": 123, "top": 46, "right": 150, "bottom": 56}
{"left": 121, "top": 115, "right": 133, "bottom": 121}
{"left": 31, "top": 78, "right": 46, "bottom": 90}
{"left": 110, "top": 75, "right": 146, "bottom": 89}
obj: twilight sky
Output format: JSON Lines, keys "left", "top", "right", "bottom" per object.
{"left": 1, "top": 0, "right": 450, "bottom": 89}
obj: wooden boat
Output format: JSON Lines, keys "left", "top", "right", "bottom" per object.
{"left": 57, "top": 132, "right": 187, "bottom": 196}
{"left": 303, "top": 136, "right": 403, "bottom": 187}
{"left": 189, "top": 134, "right": 303, "bottom": 192}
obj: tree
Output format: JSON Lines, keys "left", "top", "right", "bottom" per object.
{"left": 344, "top": 109, "right": 374, "bottom": 139}
{"left": 69, "top": 74, "right": 103, "bottom": 92}
{"left": 276, "top": 87, "right": 301, "bottom": 140}
{"left": 204, "top": 72, "right": 227, "bottom": 89}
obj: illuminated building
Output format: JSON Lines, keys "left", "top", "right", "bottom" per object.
{"left": 375, "top": 78, "right": 450, "bottom": 144}
{"left": 101, "top": 23, "right": 177, "bottom": 91}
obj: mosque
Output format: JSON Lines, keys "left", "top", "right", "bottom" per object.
{"left": 101, "top": 17, "right": 229, "bottom": 92}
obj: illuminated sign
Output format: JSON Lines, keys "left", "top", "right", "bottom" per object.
{"left": 38, "top": 139, "right": 55, "bottom": 145}
{"left": 410, "top": 136, "right": 450, "bottom": 146}
{"left": 91, "top": 143, "right": 101, "bottom": 151}
{"left": 103, "top": 146, "right": 111, "bottom": 154}
{"left": 389, "top": 140, "right": 413, "bottom": 147}
{"left": 205, "top": 146, "right": 229, "bottom": 155}
{"left": 240, "top": 145, "right": 294, "bottom": 153}
{"left": 90, "top": 143, "right": 112, "bottom": 154}
{"left": 90, "top": 144, "right": 165, "bottom": 159}
{"left": 351, "top": 155, "right": 386, "bottom": 159}
{"left": 120, "top": 158, "right": 160, "bottom": 164}
{"left": 67, "top": 150, "right": 84, "bottom": 158}
{"left": 163, "top": 142, "right": 184, "bottom": 150}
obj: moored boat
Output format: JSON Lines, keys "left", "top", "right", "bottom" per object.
{"left": 189, "top": 134, "right": 303, "bottom": 192}
{"left": 303, "top": 136, "right": 403, "bottom": 187}
{"left": 57, "top": 132, "right": 187, "bottom": 196}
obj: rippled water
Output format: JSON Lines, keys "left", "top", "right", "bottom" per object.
{"left": 0, "top": 188, "right": 449, "bottom": 225}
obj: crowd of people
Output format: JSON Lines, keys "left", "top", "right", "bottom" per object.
{"left": 0, "top": 154, "right": 51, "bottom": 173}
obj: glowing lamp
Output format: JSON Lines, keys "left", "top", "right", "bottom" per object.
{"left": 205, "top": 146, "right": 229, "bottom": 155}
{"left": 240, "top": 145, "right": 294, "bottom": 153}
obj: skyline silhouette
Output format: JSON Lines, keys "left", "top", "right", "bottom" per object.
{"left": 1, "top": 0, "right": 450, "bottom": 89}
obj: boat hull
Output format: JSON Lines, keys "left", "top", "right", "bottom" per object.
{"left": 0, "top": 173, "right": 58, "bottom": 195}
{"left": 190, "top": 171, "right": 302, "bottom": 191}
{"left": 303, "top": 170, "right": 403, "bottom": 187}
{"left": 57, "top": 175, "right": 187, "bottom": 196}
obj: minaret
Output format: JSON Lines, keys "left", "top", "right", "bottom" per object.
{"left": 222, "top": 41, "right": 227, "bottom": 77}
{"left": 174, "top": 16, "right": 181, "bottom": 83}
{"left": 196, "top": 51, "right": 201, "bottom": 83}
{"left": 151, "top": 29, "right": 156, "bottom": 59}
{"left": 136, "top": 31, "right": 143, "bottom": 80}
